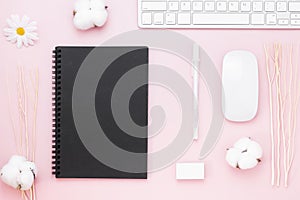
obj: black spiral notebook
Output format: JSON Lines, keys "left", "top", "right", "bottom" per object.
{"left": 52, "top": 46, "right": 148, "bottom": 178}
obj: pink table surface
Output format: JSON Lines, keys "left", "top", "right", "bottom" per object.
{"left": 1, "top": 0, "right": 300, "bottom": 199}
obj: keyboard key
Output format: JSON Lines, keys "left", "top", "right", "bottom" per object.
{"left": 251, "top": 14, "right": 265, "bottom": 25}
{"left": 178, "top": 13, "right": 191, "bottom": 24}
{"left": 193, "top": 13, "right": 250, "bottom": 25}
{"left": 241, "top": 2, "right": 251, "bottom": 12}
{"left": 181, "top": 2, "right": 191, "bottom": 11}
{"left": 169, "top": 2, "right": 179, "bottom": 11}
{"left": 142, "top": 2, "right": 167, "bottom": 11}
{"left": 278, "top": 19, "right": 289, "bottom": 25}
{"left": 142, "top": 13, "right": 152, "bottom": 25}
{"left": 277, "top": 2, "right": 287, "bottom": 12}
{"left": 266, "top": 13, "right": 277, "bottom": 24}
{"left": 289, "top": 2, "right": 300, "bottom": 12}
{"left": 228, "top": 2, "right": 239, "bottom": 12}
{"left": 265, "top": 2, "right": 275, "bottom": 12}
{"left": 193, "top": 2, "right": 203, "bottom": 11}
{"left": 217, "top": 2, "right": 227, "bottom": 12}
{"left": 205, "top": 2, "right": 215, "bottom": 11}
{"left": 291, "top": 19, "right": 300, "bottom": 25}
{"left": 166, "top": 13, "right": 176, "bottom": 25}
{"left": 291, "top": 13, "right": 300, "bottom": 19}
{"left": 277, "top": 12, "right": 289, "bottom": 19}
{"left": 154, "top": 13, "right": 164, "bottom": 25}
{"left": 253, "top": 2, "right": 263, "bottom": 12}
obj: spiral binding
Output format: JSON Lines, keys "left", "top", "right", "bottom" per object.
{"left": 52, "top": 48, "right": 62, "bottom": 176}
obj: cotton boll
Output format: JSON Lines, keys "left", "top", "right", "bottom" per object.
{"left": 73, "top": 0, "right": 108, "bottom": 30}
{"left": 19, "top": 161, "right": 37, "bottom": 178}
{"left": 226, "top": 148, "right": 242, "bottom": 168}
{"left": 226, "top": 138, "right": 263, "bottom": 170}
{"left": 90, "top": 0, "right": 106, "bottom": 10}
{"left": 73, "top": 10, "right": 94, "bottom": 30}
{"left": 237, "top": 153, "right": 258, "bottom": 170}
{"left": 1, "top": 155, "right": 38, "bottom": 190}
{"left": 92, "top": 10, "right": 108, "bottom": 27}
{"left": 17, "top": 170, "right": 34, "bottom": 191}
{"left": 247, "top": 141, "right": 263, "bottom": 159}
{"left": 0, "top": 165, "right": 20, "bottom": 189}
{"left": 234, "top": 137, "right": 252, "bottom": 152}
{"left": 8, "top": 155, "right": 26, "bottom": 166}
{"left": 74, "top": 0, "right": 90, "bottom": 12}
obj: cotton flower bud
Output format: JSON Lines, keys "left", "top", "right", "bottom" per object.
{"left": 92, "top": 10, "right": 108, "bottom": 27}
{"left": 73, "top": 0, "right": 108, "bottom": 30}
{"left": 226, "top": 137, "right": 263, "bottom": 170}
{"left": 8, "top": 155, "right": 27, "bottom": 166}
{"left": 0, "top": 165, "right": 20, "bottom": 189}
{"left": 1, "top": 155, "right": 37, "bottom": 190}
{"left": 17, "top": 170, "right": 34, "bottom": 191}
{"left": 233, "top": 137, "right": 252, "bottom": 152}
{"left": 247, "top": 140, "right": 263, "bottom": 159}
{"left": 237, "top": 152, "right": 259, "bottom": 170}
{"left": 226, "top": 148, "right": 241, "bottom": 168}
{"left": 19, "top": 161, "right": 37, "bottom": 178}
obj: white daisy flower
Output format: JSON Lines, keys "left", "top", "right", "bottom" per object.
{"left": 3, "top": 15, "right": 38, "bottom": 48}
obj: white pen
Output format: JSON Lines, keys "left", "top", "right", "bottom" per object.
{"left": 192, "top": 44, "right": 200, "bottom": 140}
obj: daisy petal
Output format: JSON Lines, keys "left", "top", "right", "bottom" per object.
{"left": 25, "top": 26, "right": 37, "bottom": 32}
{"left": 10, "top": 38, "right": 17, "bottom": 43}
{"left": 3, "top": 28, "right": 15, "bottom": 33}
{"left": 22, "top": 36, "right": 29, "bottom": 47}
{"left": 6, "top": 18, "right": 17, "bottom": 28}
{"left": 21, "top": 15, "right": 30, "bottom": 26}
{"left": 17, "top": 37, "right": 23, "bottom": 48}
{"left": 27, "top": 32, "right": 39, "bottom": 40}
{"left": 4, "top": 30, "right": 15, "bottom": 37}
{"left": 27, "top": 38, "right": 34, "bottom": 45}
{"left": 4, "top": 29, "right": 16, "bottom": 36}
{"left": 4, "top": 32, "right": 11, "bottom": 37}
{"left": 7, "top": 35, "right": 17, "bottom": 43}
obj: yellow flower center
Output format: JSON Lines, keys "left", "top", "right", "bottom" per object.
{"left": 16, "top": 27, "right": 25, "bottom": 36}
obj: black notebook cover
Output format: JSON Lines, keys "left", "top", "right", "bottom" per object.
{"left": 52, "top": 46, "right": 148, "bottom": 178}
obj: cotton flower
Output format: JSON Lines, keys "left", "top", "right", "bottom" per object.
{"left": 8, "top": 155, "right": 27, "bottom": 166}
{"left": 3, "top": 15, "right": 38, "bottom": 48}
{"left": 16, "top": 170, "right": 34, "bottom": 191}
{"left": 19, "top": 161, "right": 37, "bottom": 178}
{"left": 0, "top": 155, "right": 37, "bottom": 191}
{"left": 0, "top": 165, "right": 20, "bottom": 189}
{"left": 73, "top": 0, "right": 108, "bottom": 30}
{"left": 226, "top": 137, "right": 263, "bottom": 170}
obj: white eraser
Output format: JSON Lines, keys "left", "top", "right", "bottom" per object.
{"left": 176, "top": 162, "right": 205, "bottom": 180}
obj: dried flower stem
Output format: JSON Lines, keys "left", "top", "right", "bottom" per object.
{"left": 265, "top": 43, "right": 300, "bottom": 187}
{"left": 21, "top": 66, "right": 29, "bottom": 159}
{"left": 264, "top": 45, "right": 276, "bottom": 185}
{"left": 7, "top": 66, "right": 39, "bottom": 200}
{"left": 31, "top": 68, "right": 39, "bottom": 161}
{"left": 285, "top": 46, "right": 300, "bottom": 187}
{"left": 30, "top": 67, "right": 39, "bottom": 200}
{"left": 273, "top": 44, "right": 282, "bottom": 187}
{"left": 22, "top": 191, "right": 29, "bottom": 200}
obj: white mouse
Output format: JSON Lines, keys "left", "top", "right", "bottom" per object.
{"left": 222, "top": 50, "right": 259, "bottom": 122}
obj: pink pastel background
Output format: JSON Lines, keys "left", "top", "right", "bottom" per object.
{"left": 0, "top": 0, "right": 299, "bottom": 199}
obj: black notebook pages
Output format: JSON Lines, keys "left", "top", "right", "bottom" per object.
{"left": 52, "top": 46, "right": 148, "bottom": 178}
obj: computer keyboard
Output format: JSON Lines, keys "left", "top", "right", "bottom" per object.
{"left": 138, "top": 0, "right": 300, "bottom": 29}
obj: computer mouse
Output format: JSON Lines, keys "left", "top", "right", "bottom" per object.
{"left": 222, "top": 50, "right": 259, "bottom": 122}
